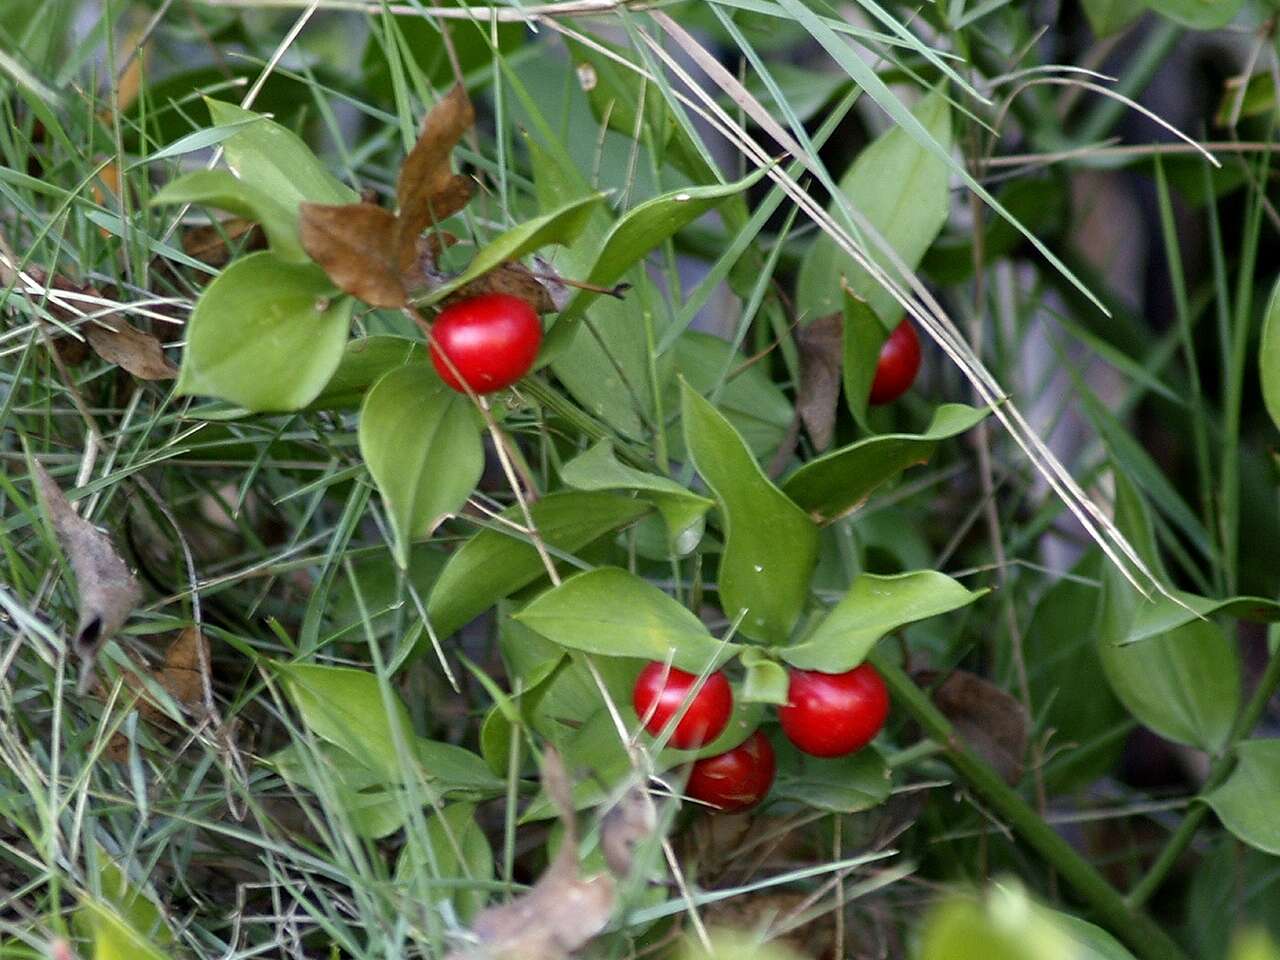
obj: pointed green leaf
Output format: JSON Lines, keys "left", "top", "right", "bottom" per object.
{"left": 781, "top": 571, "right": 984, "bottom": 672}
{"left": 421, "top": 194, "right": 607, "bottom": 305}
{"left": 206, "top": 98, "right": 355, "bottom": 207}
{"left": 177, "top": 251, "right": 354, "bottom": 411}
{"left": 275, "top": 661, "right": 414, "bottom": 781}
{"left": 1143, "top": 0, "right": 1242, "bottom": 28}
{"left": 561, "top": 440, "right": 712, "bottom": 554}
{"left": 1096, "top": 472, "right": 1240, "bottom": 751}
{"left": 739, "top": 647, "right": 790, "bottom": 704}
{"left": 681, "top": 380, "right": 818, "bottom": 643}
{"left": 1205, "top": 740, "right": 1280, "bottom": 856}
{"left": 1082, "top": 0, "right": 1145, "bottom": 34}
{"left": 424, "top": 491, "right": 651, "bottom": 644}
{"left": 1123, "top": 590, "right": 1280, "bottom": 646}
{"left": 396, "top": 803, "right": 494, "bottom": 922}
{"left": 150, "top": 168, "right": 307, "bottom": 262}
{"left": 796, "top": 86, "right": 951, "bottom": 326}
{"left": 781, "top": 404, "right": 988, "bottom": 523}
{"left": 359, "top": 366, "right": 483, "bottom": 568}
{"left": 515, "top": 567, "right": 737, "bottom": 671}
{"left": 842, "top": 289, "right": 887, "bottom": 430}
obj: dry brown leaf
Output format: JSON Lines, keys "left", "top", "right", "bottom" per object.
{"left": 443, "top": 260, "right": 559, "bottom": 314}
{"left": 396, "top": 85, "right": 476, "bottom": 273}
{"left": 83, "top": 316, "right": 178, "bottom": 380}
{"left": 599, "top": 783, "right": 657, "bottom": 878}
{"left": 32, "top": 461, "right": 141, "bottom": 690}
{"left": 101, "top": 626, "right": 209, "bottom": 761}
{"left": 796, "top": 312, "right": 843, "bottom": 452}
{"left": 915, "top": 669, "right": 1028, "bottom": 785}
{"left": 447, "top": 750, "right": 616, "bottom": 960}
{"left": 182, "top": 218, "right": 264, "bottom": 267}
{"left": 299, "top": 202, "right": 405, "bottom": 308}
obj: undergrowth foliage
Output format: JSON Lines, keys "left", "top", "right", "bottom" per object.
{"left": 2, "top": 2, "right": 1280, "bottom": 959}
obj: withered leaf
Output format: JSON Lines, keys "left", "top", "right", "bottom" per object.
{"left": 915, "top": 669, "right": 1028, "bottom": 786}
{"left": 443, "top": 260, "right": 559, "bottom": 314}
{"left": 32, "top": 461, "right": 141, "bottom": 691}
{"left": 100, "top": 626, "right": 209, "bottom": 761}
{"left": 796, "top": 312, "right": 844, "bottom": 452}
{"left": 83, "top": 316, "right": 178, "bottom": 380}
{"left": 182, "top": 218, "right": 264, "bottom": 267}
{"left": 396, "top": 84, "right": 476, "bottom": 272}
{"left": 300, "top": 202, "right": 404, "bottom": 308}
{"left": 447, "top": 750, "right": 616, "bottom": 960}
{"left": 599, "top": 782, "right": 657, "bottom": 878}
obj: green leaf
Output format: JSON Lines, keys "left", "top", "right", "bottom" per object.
{"left": 77, "top": 901, "right": 170, "bottom": 960}
{"left": 666, "top": 332, "right": 793, "bottom": 461}
{"left": 1082, "top": 0, "right": 1146, "bottom": 34}
{"left": 781, "top": 571, "right": 984, "bottom": 672}
{"left": 739, "top": 647, "right": 790, "bottom": 704}
{"left": 1122, "top": 590, "right": 1280, "bottom": 646}
{"left": 422, "top": 194, "right": 607, "bottom": 305}
{"left": 552, "top": 172, "right": 765, "bottom": 333}
{"left": 177, "top": 251, "right": 354, "bottom": 411}
{"left": 842, "top": 290, "right": 887, "bottom": 429}
{"left": 1095, "top": 472, "right": 1240, "bottom": 752}
{"left": 561, "top": 440, "right": 712, "bottom": 554}
{"left": 75, "top": 859, "right": 172, "bottom": 960}
{"left": 781, "top": 404, "right": 988, "bottom": 523}
{"left": 565, "top": 33, "right": 674, "bottom": 150}
{"left": 1261, "top": 275, "right": 1280, "bottom": 434}
{"left": 1025, "top": 552, "right": 1127, "bottom": 793}
{"left": 396, "top": 803, "right": 494, "bottom": 923}
{"left": 681, "top": 380, "right": 818, "bottom": 643}
{"left": 150, "top": 168, "right": 307, "bottom": 263}
{"left": 359, "top": 366, "right": 483, "bottom": 568}
{"left": 205, "top": 98, "right": 355, "bottom": 207}
{"left": 275, "top": 661, "right": 414, "bottom": 781}
{"left": 796, "top": 85, "right": 951, "bottom": 326}
{"left": 514, "top": 567, "right": 738, "bottom": 671}
{"left": 310, "top": 335, "right": 430, "bottom": 410}
{"left": 424, "top": 491, "right": 651, "bottom": 642}
{"left": 774, "top": 744, "right": 891, "bottom": 813}
{"left": 1143, "top": 0, "right": 1242, "bottom": 28}
{"left": 1204, "top": 740, "right": 1280, "bottom": 856}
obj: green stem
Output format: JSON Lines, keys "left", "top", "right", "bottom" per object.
{"left": 868, "top": 651, "right": 1192, "bottom": 960}
{"left": 1127, "top": 645, "right": 1280, "bottom": 907}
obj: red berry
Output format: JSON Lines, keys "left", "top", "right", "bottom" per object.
{"left": 633, "top": 663, "right": 733, "bottom": 750}
{"left": 429, "top": 293, "right": 542, "bottom": 394}
{"left": 868, "top": 320, "right": 921, "bottom": 405}
{"left": 779, "top": 664, "right": 889, "bottom": 758}
{"left": 686, "top": 730, "right": 775, "bottom": 812}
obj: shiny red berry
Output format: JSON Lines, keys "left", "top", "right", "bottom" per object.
{"left": 633, "top": 663, "right": 733, "bottom": 750}
{"left": 779, "top": 664, "right": 889, "bottom": 758}
{"left": 429, "top": 293, "right": 542, "bottom": 394}
{"left": 868, "top": 320, "right": 921, "bottom": 405}
{"left": 686, "top": 730, "right": 775, "bottom": 812}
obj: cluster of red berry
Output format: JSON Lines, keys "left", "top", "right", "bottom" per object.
{"left": 429, "top": 293, "right": 922, "bottom": 405}
{"left": 633, "top": 661, "right": 890, "bottom": 813}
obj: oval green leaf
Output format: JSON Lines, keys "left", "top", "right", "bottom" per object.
{"left": 1204, "top": 740, "right": 1280, "bottom": 856}
{"left": 359, "top": 366, "right": 483, "bottom": 568}
{"left": 396, "top": 803, "right": 494, "bottom": 923}
{"left": 177, "top": 251, "right": 354, "bottom": 411}
{"left": 1261, "top": 274, "right": 1280, "bottom": 434}
{"left": 1096, "top": 472, "right": 1241, "bottom": 752}
{"left": 561, "top": 440, "right": 712, "bottom": 555}
{"left": 424, "top": 491, "right": 652, "bottom": 644}
{"left": 311, "top": 335, "right": 431, "bottom": 410}
{"left": 781, "top": 571, "right": 985, "bottom": 672}
{"left": 1143, "top": 0, "right": 1242, "bottom": 28}
{"left": 781, "top": 404, "right": 988, "bottom": 523}
{"left": 681, "top": 380, "right": 818, "bottom": 643}
{"left": 514, "top": 566, "right": 737, "bottom": 671}
{"left": 796, "top": 85, "right": 951, "bottom": 325}
{"left": 774, "top": 743, "right": 891, "bottom": 813}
